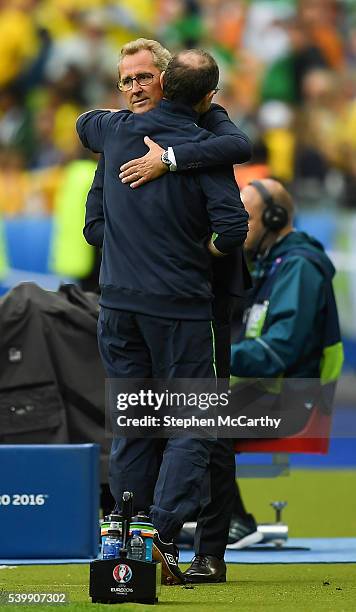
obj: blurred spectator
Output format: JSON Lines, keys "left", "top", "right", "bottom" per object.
{"left": 261, "top": 16, "right": 330, "bottom": 105}
{"left": 294, "top": 68, "right": 356, "bottom": 206}
{"left": 0, "top": 86, "right": 34, "bottom": 161}
{"left": 0, "top": 148, "right": 30, "bottom": 216}
{"left": 285, "top": 16, "right": 330, "bottom": 102}
{"left": 44, "top": 11, "right": 117, "bottom": 106}
{"left": 208, "top": 0, "right": 245, "bottom": 57}
{"left": 243, "top": 1, "right": 293, "bottom": 64}
{"left": 298, "top": 0, "right": 344, "bottom": 69}
{"left": 342, "top": 94, "right": 356, "bottom": 208}
{"left": 34, "top": 77, "right": 85, "bottom": 163}
{"left": 160, "top": 0, "right": 205, "bottom": 50}
{"left": 0, "top": 209, "right": 7, "bottom": 278}
{"left": 49, "top": 145, "right": 97, "bottom": 281}
{"left": 0, "top": 0, "right": 40, "bottom": 88}
{"left": 234, "top": 140, "right": 270, "bottom": 189}
{"left": 32, "top": 107, "right": 64, "bottom": 169}
{"left": 295, "top": 69, "right": 338, "bottom": 185}
{"left": 258, "top": 100, "right": 295, "bottom": 183}
{"left": 0, "top": 146, "right": 63, "bottom": 216}
{"left": 346, "top": 25, "right": 356, "bottom": 67}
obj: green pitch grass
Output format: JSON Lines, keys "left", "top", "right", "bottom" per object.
{"left": 1, "top": 563, "right": 355, "bottom": 612}
{"left": 1, "top": 470, "right": 355, "bottom": 612}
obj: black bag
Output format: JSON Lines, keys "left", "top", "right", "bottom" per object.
{"left": 0, "top": 282, "right": 110, "bottom": 481}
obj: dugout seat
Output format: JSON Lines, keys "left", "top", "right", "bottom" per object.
{"left": 235, "top": 405, "right": 332, "bottom": 477}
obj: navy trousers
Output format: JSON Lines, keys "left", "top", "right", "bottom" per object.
{"left": 98, "top": 307, "right": 217, "bottom": 540}
{"left": 193, "top": 295, "right": 236, "bottom": 558}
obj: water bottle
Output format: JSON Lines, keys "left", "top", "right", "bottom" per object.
{"left": 130, "top": 512, "right": 154, "bottom": 561}
{"left": 144, "top": 534, "right": 153, "bottom": 563}
{"left": 128, "top": 530, "right": 145, "bottom": 561}
{"left": 101, "top": 513, "right": 122, "bottom": 554}
{"left": 102, "top": 529, "right": 122, "bottom": 560}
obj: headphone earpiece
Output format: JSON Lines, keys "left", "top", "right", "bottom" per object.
{"left": 262, "top": 204, "right": 288, "bottom": 231}
{"left": 249, "top": 180, "right": 288, "bottom": 232}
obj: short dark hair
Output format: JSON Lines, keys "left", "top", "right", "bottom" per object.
{"left": 163, "top": 50, "right": 219, "bottom": 106}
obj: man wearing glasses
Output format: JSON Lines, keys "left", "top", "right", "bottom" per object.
{"left": 84, "top": 38, "right": 251, "bottom": 244}
{"left": 80, "top": 41, "right": 251, "bottom": 585}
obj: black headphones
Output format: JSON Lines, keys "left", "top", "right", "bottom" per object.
{"left": 249, "top": 180, "right": 288, "bottom": 231}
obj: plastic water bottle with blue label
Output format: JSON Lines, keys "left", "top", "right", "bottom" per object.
{"left": 101, "top": 513, "right": 122, "bottom": 556}
{"left": 130, "top": 512, "right": 154, "bottom": 561}
{"left": 102, "top": 529, "right": 122, "bottom": 560}
{"left": 128, "top": 530, "right": 145, "bottom": 561}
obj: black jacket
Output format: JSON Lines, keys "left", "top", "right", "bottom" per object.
{"left": 77, "top": 100, "right": 249, "bottom": 319}
{"left": 83, "top": 103, "right": 251, "bottom": 250}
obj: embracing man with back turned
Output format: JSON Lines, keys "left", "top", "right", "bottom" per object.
{"left": 77, "top": 47, "right": 249, "bottom": 584}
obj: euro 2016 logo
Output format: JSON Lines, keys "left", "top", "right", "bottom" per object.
{"left": 113, "top": 564, "right": 133, "bottom": 584}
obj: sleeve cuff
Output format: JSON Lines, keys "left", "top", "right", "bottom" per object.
{"left": 213, "top": 233, "right": 247, "bottom": 253}
{"left": 167, "top": 147, "right": 177, "bottom": 172}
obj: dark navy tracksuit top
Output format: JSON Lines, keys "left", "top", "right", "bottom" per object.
{"left": 77, "top": 99, "right": 249, "bottom": 321}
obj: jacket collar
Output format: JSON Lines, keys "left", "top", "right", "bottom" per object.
{"left": 158, "top": 99, "right": 199, "bottom": 121}
{"left": 262, "top": 230, "right": 295, "bottom": 260}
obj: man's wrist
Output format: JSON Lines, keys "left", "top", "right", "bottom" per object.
{"left": 208, "top": 238, "right": 226, "bottom": 257}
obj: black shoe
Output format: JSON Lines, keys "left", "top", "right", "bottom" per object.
{"left": 152, "top": 534, "right": 186, "bottom": 585}
{"left": 227, "top": 513, "right": 263, "bottom": 549}
{"left": 184, "top": 555, "right": 226, "bottom": 583}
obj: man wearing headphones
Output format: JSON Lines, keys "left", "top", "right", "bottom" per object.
{"left": 184, "top": 178, "right": 343, "bottom": 582}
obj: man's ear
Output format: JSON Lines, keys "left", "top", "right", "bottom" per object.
{"left": 206, "top": 90, "right": 215, "bottom": 105}
{"left": 197, "top": 90, "right": 215, "bottom": 114}
{"left": 159, "top": 71, "right": 165, "bottom": 90}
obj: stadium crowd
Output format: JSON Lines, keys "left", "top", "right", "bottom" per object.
{"left": 0, "top": 0, "right": 355, "bottom": 221}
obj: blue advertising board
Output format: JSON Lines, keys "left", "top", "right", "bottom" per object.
{"left": 0, "top": 444, "right": 100, "bottom": 559}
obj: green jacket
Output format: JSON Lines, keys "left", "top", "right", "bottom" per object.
{"left": 231, "top": 231, "right": 340, "bottom": 379}
{"left": 50, "top": 159, "right": 96, "bottom": 279}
